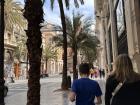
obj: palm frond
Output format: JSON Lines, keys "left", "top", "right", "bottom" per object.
{"left": 52, "top": 35, "right": 63, "bottom": 47}
{"left": 5, "top": 0, "right": 26, "bottom": 30}
{"left": 53, "top": 11, "right": 99, "bottom": 63}
{"left": 64, "top": 0, "right": 70, "bottom": 9}
{"left": 74, "top": 0, "right": 84, "bottom": 8}
{"left": 44, "top": 44, "right": 58, "bottom": 60}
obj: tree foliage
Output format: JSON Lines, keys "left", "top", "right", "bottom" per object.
{"left": 5, "top": 0, "right": 26, "bottom": 30}
{"left": 53, "top": 12, "right": 99, "bottom": 79}
{"left": 53, "top": 12, "right": 99, "bottom": 60}
{"left": 49, "top": 0, "right": 84, "bottom": 88}
{"left": 43, "top": 44, "right": 58, "bottom": 61}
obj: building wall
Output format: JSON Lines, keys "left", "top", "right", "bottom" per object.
{"left": 41, "top": 23, "right": 63, "bottom": 75}
{"left": 95, "top": 0, "right": 108, "bottom": 71}
{"left": 95, "top": 0, "right": 140, "bottom": 73}
{"left": 124, "top": 0, "right": 140, "bottom": 72}
{"left": 95, "top": 18, "right": 107, "bottom": 70}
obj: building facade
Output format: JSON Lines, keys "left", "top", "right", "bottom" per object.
{"left": 4, "top": 26, "right": 28, "bottom": 81}
{"left": 41, "top": 23, "right": 63, "bottom": 75}
{"left": 95, "top": 0, "right": 140, "bottom": 73}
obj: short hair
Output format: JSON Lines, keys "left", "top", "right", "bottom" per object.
{"left": 79, "top": 63, "right": 90, "bottom": 74}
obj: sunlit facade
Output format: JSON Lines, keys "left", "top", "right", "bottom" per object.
{"left": 4, "top": 26, "right": 27, "bottom": 81}
{"left": 41, "top": 23, "right": 63, "bottom": 75}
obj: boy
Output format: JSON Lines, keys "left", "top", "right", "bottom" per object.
{"left": 69, "top": 63, "right": 102, "bottom": 105}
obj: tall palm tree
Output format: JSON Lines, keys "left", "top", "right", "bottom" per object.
{"left": 4, "top": 0, "right": 26, "bottom": 82}
{"left": 53, "top": 13, "right": 99, "bottom": 80}
{"left": 0, "top": 0, "right": 5, "bottom": 104}
{"left": 43, "top": 44, "right": 57, "bottom": 75}
{"left": 57, "top": 0, "right": 68, "bottom": 90}
{"left": 50, "top": 0, "right": 84, "bottom": 89}
{"left": 24, "top": 0, "right": 44, "bottom": 105}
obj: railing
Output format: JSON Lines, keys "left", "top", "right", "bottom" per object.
{"left": 4, "top": 39, "right": 17, "bottom": 47}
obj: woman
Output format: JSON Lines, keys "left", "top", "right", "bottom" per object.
{"left": 105, "top": 54, "right": 140, "bottom": 105}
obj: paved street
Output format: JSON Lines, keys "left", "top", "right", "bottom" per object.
{"left": 5, "top": 75, "right": 105, "bottom": 105}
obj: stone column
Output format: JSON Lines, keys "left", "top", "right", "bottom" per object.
{"left": 105, "top": 18, "right": 111, "bottom": 74}
{"left": 58, "top": 62, "right": 60, "bottom": 73}
{"left": 100, "top": 19, "right": 107, "bottom": 69}
{"left": 105, "top": 18, "right": 111, "bottom": 71}
{"left": 124, "top": 0, "right": 140, "bottom": 72}
{"left": 53, "top": 60, "right": 55, "bottom": 74}
{"left": 109, "top": 0, "right": 118, "bottom": 61}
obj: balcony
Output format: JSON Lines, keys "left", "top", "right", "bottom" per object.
{"left": 4, "top": 39, "right": 17, "bottom": 50}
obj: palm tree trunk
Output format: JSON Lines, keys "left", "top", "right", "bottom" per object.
{"left": 58, "top": 0, "right": 68, "bottom": 90}
{"left": 24, "top": 0, "right": 43, "bottom": 105}
{"left": 0, "top": 0, "right": 5, "bottom": 104}
{"left": 73, "top": 47, "right": 78, "bottom": 80}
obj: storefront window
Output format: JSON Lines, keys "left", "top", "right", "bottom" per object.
{"left": 116, "top": 0, "right": 125, "bottom": 36}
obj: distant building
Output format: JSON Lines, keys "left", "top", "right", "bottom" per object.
{"left": 41, "top": 23, "right": 63, "bottom": 75}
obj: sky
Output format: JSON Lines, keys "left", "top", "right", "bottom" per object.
{"left": 16, "top": 0, "right": 95, "bottom": 25}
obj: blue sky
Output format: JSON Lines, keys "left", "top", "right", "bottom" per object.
{"left": 16, "top": 0, "right": 95, "bottom": 25}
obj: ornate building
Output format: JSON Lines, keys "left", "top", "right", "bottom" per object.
{"left": 41, "top": 23, "right": 63, "bottom": 75}
{"left": 4, "top": 26, "right": 27, "bottom": 80}
{"left": 94, "top": 0, "right": 140, "bottom": 73}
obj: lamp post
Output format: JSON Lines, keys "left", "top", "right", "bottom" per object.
{"left": 0, "top": 0, "right": 5, "bottom": 104}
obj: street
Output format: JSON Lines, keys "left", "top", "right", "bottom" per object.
{"left": 5, "top": 75, "right": 105, "bottom": 105}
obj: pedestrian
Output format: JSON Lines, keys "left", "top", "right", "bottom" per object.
{"left": 105, "top": 54, "right": 140, "bottom": 105}
{"left": 99, "top": 68, "right": 102, "bottom": 78}
{"left": 102, "top": 69, "right": 105, "bottom": 78}
{"left": 90, "top": 68, "right": 94, "bottom": 78}
{"left": 69, "top": 63, "right": 102, "bottom": 105}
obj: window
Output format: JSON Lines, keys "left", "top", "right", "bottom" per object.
{"left": 116, "top": 0, "right": 126, "bottom": 36}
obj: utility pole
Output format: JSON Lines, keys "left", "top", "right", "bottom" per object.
{"left": 0, "top": 0, "right": 5, "bottom": 105}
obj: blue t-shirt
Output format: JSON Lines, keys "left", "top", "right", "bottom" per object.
{"left": 72, "top": 78, "right": 102, "bottom": 105}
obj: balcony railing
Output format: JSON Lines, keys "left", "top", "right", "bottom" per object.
{"left": 4, "top": 39, "right": 17, "bottom": 47}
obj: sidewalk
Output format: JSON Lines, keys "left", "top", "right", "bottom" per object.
{"left": 41, "top": 78, "right": 105, "bottom": 105}
{"left": 6, "top": 76, "right": 105, "bottom": 105}
{"left": 8, "top": 74, "right": 61, "bottom": 84}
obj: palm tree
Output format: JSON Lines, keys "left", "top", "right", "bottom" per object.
{"left": 14, "top": 35, "right": 27, "bottom": 60}
{"left": 43, "top": 44, "right": 57, "bottom": 75}
{"left": 23, "top": 0, "right": 83, "bottom": 104}
{"left": 53, "top": 13, "right": 99, "bottom": 80}
{"left": 57, "top": 0, "right": 68, "bottom": 90}
{"left": 4, "top": 0, "right": 25, "bottom": 31}
{"left": 23, "top": 0, "right": 44, "bottom": 105}
{"left": 0, "top": 0, "right": 5, "bottom": 104}
{"left": 3, "top": 0, "right": 26, "bottom": 82}
{"left": 81, "top": 47, "right": 97, "bottom": 67}
{"left": 50, "top": 0, "right": 84, "bottom": 89}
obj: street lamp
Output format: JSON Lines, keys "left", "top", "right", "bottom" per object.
{"left": 0, "top": 0, "right": 5, "bottom": 104}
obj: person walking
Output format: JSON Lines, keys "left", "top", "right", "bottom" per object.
{"left": 69, "top": 63, "right": 102, "bottom": 105}
{"left": 105, "top": 54, "right": 140, "bottom": 105}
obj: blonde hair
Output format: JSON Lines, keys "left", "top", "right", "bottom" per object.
{"left": 113, "top": 54, "right": 140, "bottom": 82}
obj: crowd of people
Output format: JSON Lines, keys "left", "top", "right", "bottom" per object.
{"left": 90, "top": 67, "right": 105, "bottom": 79}
{"left": 69, "top": 54, "right": 140, "bottom": 105}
